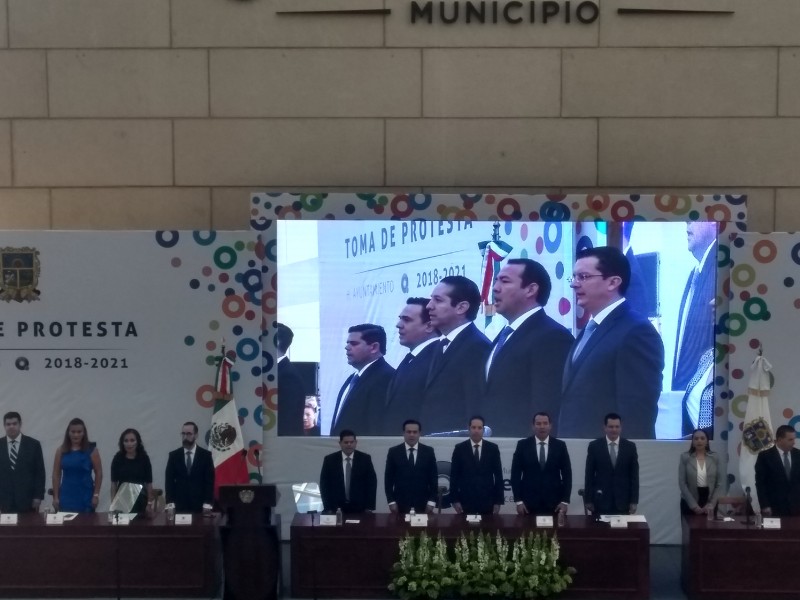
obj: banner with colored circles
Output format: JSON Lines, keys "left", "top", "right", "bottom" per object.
{"left": 0, "top": 231, "right": 263, "bottom": 510}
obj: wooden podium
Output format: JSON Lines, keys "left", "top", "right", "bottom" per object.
{"left": 218, "top": 484, "right": 280, "bottom": 600}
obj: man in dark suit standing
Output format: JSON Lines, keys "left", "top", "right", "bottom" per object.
{"left": 319, "top": 429, "right": 377, "bottom": 513}
{"left": 424, "top": 276, "right": 491, "bottom": 434}
{"left": 384, "top": 420, "right": 438, "bottom": 514}
{"left": 449, "top": 416, "right": 504, "bottom": 515}
{"left": 560, "top": 246, "right": 664, "bottom": 439}
{"left": 276, "top": 322, "right": 308, "bottom": 436}
{"left": 0, "top": 412, "right": 45, "bottom": 513}
{"left": 584, "top": 413, "right": 639, "bottom": 515}
{"left": 380, "top": 298, "right": 440, "bottom": 434}
{"left": 510, "top": 412, "right": 572, "bottom": 516}
{"left": 483, "top": 259, "right": 574, "bottom": 437}
{"left": 673, "top": 222, "right": 717, "bottom": 435}
{"left": 165, "top": 421, "right": 215, "bottom": 513}
{"left": 756, "top": 425, "right": 800, "bottom": 517}
{"left": 330, "top": 324, "right": 395, "bottom": 436}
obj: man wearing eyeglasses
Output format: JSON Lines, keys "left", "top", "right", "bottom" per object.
{"left": 165, "top": 422, "right": 215, "bottom": 513}
{"left": 559, "top": 247, "right": 664, "bottom": 439}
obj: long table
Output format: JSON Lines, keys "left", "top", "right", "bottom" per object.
{"left": 682, "top": 515, "right": 800, "bottom": 599}
{"left": 291, "top": 513, "right": 649, "bottom": 599}
{"left": 0, "top": 512, "right": 220, "bottom": 598}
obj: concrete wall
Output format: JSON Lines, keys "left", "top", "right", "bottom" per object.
{"left": 1, "top": 0, "right": 799, "bottom": 231}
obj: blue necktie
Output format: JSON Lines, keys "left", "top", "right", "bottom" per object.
{"left": 493, "top": 326, "right": 513, "bottom": 356}
{"left": 572, "top": 320, "right": 597, "bottom": 362}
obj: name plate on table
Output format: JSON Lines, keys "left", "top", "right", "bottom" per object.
{"left": 465, "top": 514, "right": 482, "bottom": 524}
{"left": 345, "top": 519, "right": 361, "bottom": 524}
{"left": 609, "top": 517, "right": 628, "bottom": 528}
{"left": 409, "top": 514, "right": 429, "bottom": 527}
{"left": 175, "top": 514, "right": 193, "bottom": 525}
{"left": 319, "top": 515, "right": 338, "bottom": 526}
{"left": 763, "top": 517, "right": 781, "bottom": 529}
{"left": 111, "top": 516, "right": 131, "bottom": 525}
{"left": 0, "top": 513, "right": 18, "bottom": 525}
{"left": 46, "top": 513, "right": 64, "bottom": 525}
{"left": 536, "top": 516, "right": 554, "bottom": 527}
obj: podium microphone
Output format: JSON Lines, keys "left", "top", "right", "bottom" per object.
{"left": 744, "top": 486, "right": 754, "bottom": 526}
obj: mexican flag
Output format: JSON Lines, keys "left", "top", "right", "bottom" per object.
{"left": 209, "top": 349, "right": 250, "bottom": 497}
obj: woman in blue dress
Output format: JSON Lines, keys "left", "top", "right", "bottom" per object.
{"left": 52, "top": 418, "right": 103, "bottom": 512}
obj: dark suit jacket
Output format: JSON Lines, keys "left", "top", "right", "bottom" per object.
{"left": 673, "top": 242, "right": 717, "bottom": 392}
{"left": 0, "top": 435, "right": 45, "bottom": 513}
{"left": 319, "top": 449, "right": 377, "bottom": 513}
{"left": 755, "top": 446, "right": 800, "bottom": 517}
{"left": 560, "top": 302, "right": 664, "bottom": 439}
{"left": 510, "top": 436, "right": 572, "bottom": 515}
{"left": 165, "top": 445, "right": 215, "bottom": 512}
{"left": 584, "top": 437, "right": 639, "bottom": 514}
{"left": 331, "top": 357, "right": 395, "bottom": 436}
{"left": 422, "top": 324, "right": 491, "bottom": 434}
{"left": 625, "top": 247, "right": 650, "bottom": 317}
{"left": 449, "top": 439, "right": 504, "bottom": 514}
{"left": 381, "top": 342, "right": 438, "bottom": 435}
{"left": 277, "top": 357, "right": 308, "bottom": 436}
{"left": 384, "top": 443, "right": 438, "bottom": 513}
{"left": 482, "top": 311, "right": 574, "bottom": 437}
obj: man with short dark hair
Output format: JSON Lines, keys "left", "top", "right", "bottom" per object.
{"left": 510, "top": 412, "right": 571, "bottom": 516}
{"left": 424, "top": 276, "right": 491, "bottom": 433}
{"left": 330, "top": 324, "right": 395, "bottom": 436}
{"left": 384, "top": 420, "right": 438, "bottom": 514}
{"left": 560, "top": 246, "right": 664, "bottom": 439}
{"left": 381, "top": 298, "right": 440, "bottom": 434}
{"left": 276, "top": 322, "right": 308, "bottom": 436}
{"left": 483, "top": 259, "right": 574, "bottom": 437}
{"left": 165, "top": 421, "right": 215, "bottom": 513}
{"left": 584, "top": 413, "right": 639, "bottom": 515}
{"left": 449, "top": 416, "right": 504, "bottom": 515}
{"left": 0, "top": 411, "right": 45, "bottom": 513}
{"left": 756, "top": 425, "right": 800, "bottom": 517}
{"left": 319, "top": 430, "right": 377, "bottom": 513}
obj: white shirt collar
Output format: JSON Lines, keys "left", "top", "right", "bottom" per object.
{"left": 594, "top": 297, "right": 626, "bottom": 325}
{"left": 507, "top": 306, "right": 542, "bottom": 330}
{"left": 411, "top": 337, "right": 438, "bottom": 356}
{"left": 442, "top": 321, "right": 471, "bottom": 342}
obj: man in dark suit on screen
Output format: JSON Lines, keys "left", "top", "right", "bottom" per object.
{"left": 449, "top": 416, "right": 504, "bottom": 515}
{"left": 380, "top": 298, "right": 440, "bottom": 434}
{"left": 276, "top": 322, "right": 308, "bottom": 436}
{"left": 385, "top": 420, "right": 438, "bottom": 514}
{"left": 330, "top": 324, "right": 395, "bottom": 436}
{"left": 482, "top": 259, "right": 573, "bottom": 437}
{"left": 165, "top": 421, "right": 215, "bottom": 513}
{"left": 319, "top": 429, "right": 377, "bottom": 514}
{"left": 510, "top": 412, "right": 572, "bottom": 516}
{"left": 756, "top": 425, "right": 800, "bottom": 517}
{"left": 423, "top": 276, "right": 491, "bottom": 434}
{"left": 559, "top": 246, "right": 664, "bottom": 439}
{"left": 584, "top": 413, "right": 639, "bottom": 515}
{"left": 0, "top": 412, "right": 45, "bottom": 513}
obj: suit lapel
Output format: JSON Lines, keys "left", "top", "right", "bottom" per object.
{"left": 563, "top": 305, "right": 626, "bottom": 390}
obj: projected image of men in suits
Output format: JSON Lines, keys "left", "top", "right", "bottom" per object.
{"left": 276, "top": 322, "right": 307, "bottom": 436}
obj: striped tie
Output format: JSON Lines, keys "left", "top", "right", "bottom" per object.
{"left": 9, "top": 440, "right": 18, "bottom": 470}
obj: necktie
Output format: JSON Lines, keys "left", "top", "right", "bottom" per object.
{"left": 186, "top": 450, "right": 193, "bottom": 473}
{"left": 539, "top": 442, "right": 546, "bottom": 469}
{"left": 473, "top": 444, "right": 480, "bottom": 461}
{"left": 9, "top": 440, "right": 17, "bottom": 471}
{"left": 335, "top": 373, "right": 360, "bottom": 424}
{"left": 399, "top": 353, "right": 414, "bottom": 368}
{"left": 609, "top": 442, "right": 617, "bottom": 467}
{"left": 784, "top": 451, "right": 792, "bottom": 479}
{"left": 428, "top": 338, "right": 450, "bottom": 377}
{"left": 572, "top": 320, "right": 597, "bottom": 362}
{"left": 408, "top": 447, "right": 415, "bottom": 466}
{"left": 487, "top": 326, "right": 513, "bottom": 375}
{"left": 345, "top": 457, "right": 352, "bottom": 502}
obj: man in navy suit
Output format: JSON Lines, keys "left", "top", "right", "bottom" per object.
{"left": 380, "top": 298, "right": 440, "bottom": 434}
{"left": 510, "top": 412, "right": 572, "bottom": 516}
{"left": 319, "top": 429, "right": 377, "bottom": 513}
{"left": 330, "top": 324, "right": 395, "bottom": 436}
{"left": 423, "top": 276, "right": 491, "bottom": 434}
{"left": 673, "top": 222, "right": 717, "bottom": 435}
{"left": 384, "top": 420, "right": 438, "bottom": 514}
{"left": 560, "top": 246, "right": 664, "bottom": 439}
{"left": 482, "top": 259, "right": 574, "bottom": 437}
{"left": 449, "top": 416, "right": 504, "bottom": 515}
{"left": 584, "top": 413, "right": 639, "bottom": 515}
{"left": 276, "top": 322, "right": 308, "bottom": 436}
{"left": 756, "top": 425, "right": 800, "bottom": 517}
{"left": 0, "top": 412, "right": 45, "bottom": 513}
{"left": 165, "top": 421, "right": 215, "bottom": 513}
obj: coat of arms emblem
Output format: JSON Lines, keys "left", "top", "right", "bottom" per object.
{"left": 0, "top": 247, "right": 40, "bottom": 302}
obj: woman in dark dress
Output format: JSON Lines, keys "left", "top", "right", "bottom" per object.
{"left": 52, "top": 418, "right": 103, "bottom": 513}
{"left": 110, "top": 428, "right": 154, "bottom": 515}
